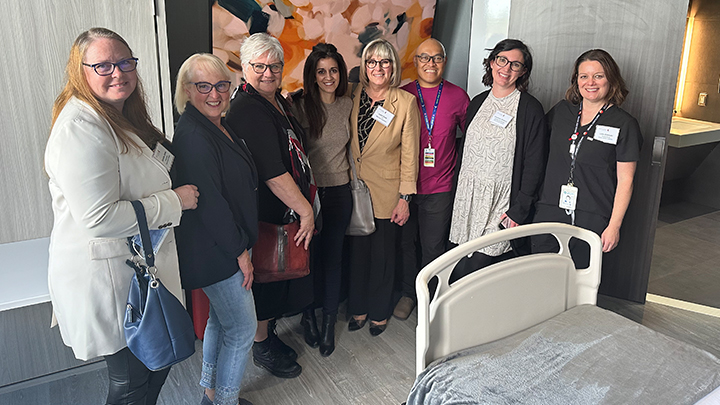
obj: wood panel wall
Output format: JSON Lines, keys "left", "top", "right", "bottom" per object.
{"left": 508, "top": 0, "right": 689, "bottom": 301}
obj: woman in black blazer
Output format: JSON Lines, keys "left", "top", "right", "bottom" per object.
{"left": 171, "top": 53, "right": 258, "bottom": 405}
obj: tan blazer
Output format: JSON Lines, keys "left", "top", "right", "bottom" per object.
{"left": 350, "top": 86, "right": 420, "bottom": 219}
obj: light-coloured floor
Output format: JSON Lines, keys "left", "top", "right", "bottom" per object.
{"left": 3, "top": 296, "right": 720, "bottom": 405}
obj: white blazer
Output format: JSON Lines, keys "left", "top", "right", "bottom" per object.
{"left": 44, "top": 97, "right": 183, "bottom": 360}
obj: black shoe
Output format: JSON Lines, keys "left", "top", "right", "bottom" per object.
{"left": 348, "top": 315, "right": 367, "bottom": 331}
{"left": 301, "top": 309, "right": 320, "bottom": 348}
{"left": 369, "top": 320, "right": 387, "bottom": 336}
{"left": 267, "top": 319, "right": 298, "bottom": 361}
{"left": 238, "top": 398, "right": 253, "bottom": 405}
{"left": 252, "top": 338, "right": 302, "bottom": 378}
{"left": 319, "top": 313, "right": 336, "bottom": 357}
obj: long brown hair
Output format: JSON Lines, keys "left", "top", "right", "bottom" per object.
{"left": 565, "top": 49, "right": 628, "bottom": 106}
{"left": 51, "top": 28, "right": 164, "bottom": 152}
{"left": 302, "top": 43, "right": 348, "bottom": 139}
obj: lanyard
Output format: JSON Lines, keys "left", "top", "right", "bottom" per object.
{"left": 415, "top": 80, "right": 443, "bottom": 148}
{"left": 567, "top": 102, "right": 610, "bottom": 185}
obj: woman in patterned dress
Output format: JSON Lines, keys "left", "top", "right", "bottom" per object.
{"left": 449, "top": 39, "right": 549, "bottom": 281}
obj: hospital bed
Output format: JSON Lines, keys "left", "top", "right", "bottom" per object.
{"left": 407, "top": 223, "right": 720, "bottom": 404}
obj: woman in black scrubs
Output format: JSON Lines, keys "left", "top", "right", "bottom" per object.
{"left": 532, "top": 49, "right": 642, "bottom": 267}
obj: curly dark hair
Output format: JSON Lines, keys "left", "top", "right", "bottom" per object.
{"left": 481, "top": 39, "right": 533, "bottom": 93}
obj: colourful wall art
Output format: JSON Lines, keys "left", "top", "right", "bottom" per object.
{"left": 212, "top": 0, "right": 437, "bottom": 93}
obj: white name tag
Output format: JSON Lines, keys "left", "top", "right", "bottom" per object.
{"left": 372, "top": 106, "right": 395, "bottom": 127}
{"left": 594, "top": 125, "right": 620, "bottom": 145}
{"left": 490, "top": 110, "right": 513, "bottom": 128}
{"left": 559, "top": 184, "right": 578, "bottom": 210}
{"left": 153, "top": 142, "right": 175, "bottom": 172}
{"left": 423, "top": 147, "right": 435, "bottom": 167}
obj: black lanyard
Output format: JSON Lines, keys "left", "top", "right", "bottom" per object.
{"left": 568, "top": 102, "right": 610, "bottom": 185}
{"left": 415, "top": 80, "right": 443, "bottom": 148}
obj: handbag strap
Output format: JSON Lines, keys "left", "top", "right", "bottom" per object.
{"left": 130, "top": 200, "right": 155, "bottom": 268}
{"left": 347, "top": 125, "right": 359, "bottom": 182}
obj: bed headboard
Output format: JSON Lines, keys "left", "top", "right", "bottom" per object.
{"left": 415, "top": 223, "right": 602, "bottom": 375}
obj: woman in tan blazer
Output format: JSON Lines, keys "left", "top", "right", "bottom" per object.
{"left": 347, "top": 38, "right": 420, "bottom": 336}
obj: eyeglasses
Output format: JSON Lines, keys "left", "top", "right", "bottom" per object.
{"left": 365, "top": 59, "right": 392, "bottom": 69}
{"left": 82, "top": 58, "right": 138, "bottom": 76}
{"left": 494, "top": 55, "right": 525, "bottom": 72}
{"left": 191, "top": 81, "right": 232, "bottom": 94}
{"left": 416, "top": 54, "right": 445, "bottom": 64}
{"left": 249, "top": 62, "right": 283, "bottom": 74}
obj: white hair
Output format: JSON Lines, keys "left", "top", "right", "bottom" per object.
{"left": 240, "top": 33, "right": 284, "bottom": 79}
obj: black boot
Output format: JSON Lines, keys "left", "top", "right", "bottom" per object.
{"left": 301, "top": 309, "right": 320, "bottom": 348}
{"left": 252, "top": 337, "right": 302, "bottom": 378}
{"left": 267, "top": 319, "right": 297, "bottom": 361}
{"left": 319, "top": 313, "right": 336, "bottom": 357}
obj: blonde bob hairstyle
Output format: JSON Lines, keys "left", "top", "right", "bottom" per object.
{"left": 359, "top": 39, "right": 402, "bottom": 89}
{"left": 51, "top": 27, "right": 164, "bottom": 152}
{"left": 175, "top": 53, "right": 233, "bottom": 115}
{"left": 240, "top": 33, "right": 284, "bottom": 81}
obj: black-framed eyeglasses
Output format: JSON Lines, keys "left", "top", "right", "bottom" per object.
{"left": 365, "top": 59, "right": 392, "bottom": 69}
{"left": 191, "top": 81, "right": 232, "bottom": 94}
{"left": 249, "top": 62, "right": 283, "bottom": 74}
{"left": 416, "top": 54, "right": 445, "bottom": 64}
{"left": 82, "top": 58, "right": 138, "bottom": 76}
{"left": 494, "top": 55, "right": 525, "bottom": 72}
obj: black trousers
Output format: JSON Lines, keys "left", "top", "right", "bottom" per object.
{"left": 311, "top": 184, "right": 353, "bottom": 316}
{"left": 531, "top": 204, "right": 608, "bottom": 269}
{"left": 348, "top": 218, "right": 397, "bottom": 321}
{"left": 104, "top": 347, "right": 170, "bottom": 405}
{"left": 398, "top": 192, "right": 453, "bottom": 299}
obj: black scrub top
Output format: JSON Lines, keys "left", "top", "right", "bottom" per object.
{"left": 537, "top": 100, "right": 642, "bottom": 219}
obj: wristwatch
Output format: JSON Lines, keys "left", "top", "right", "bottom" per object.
{"left": 400, "top": 194, "right": 412, "bottom": 202}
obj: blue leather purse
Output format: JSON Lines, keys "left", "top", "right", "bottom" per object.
{"left": 124, "top": 200, "right": 195, "bottom": 371}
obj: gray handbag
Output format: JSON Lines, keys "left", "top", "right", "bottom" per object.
{"left": 346, "top": 141, "right": 376, "bottom": 236}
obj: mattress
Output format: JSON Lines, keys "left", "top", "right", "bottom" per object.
{"left": 407, "top": 305, "right": 720, "bottom": 405}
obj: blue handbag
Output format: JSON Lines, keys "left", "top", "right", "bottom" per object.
{"left": 124, "top": 200, "right": 195, "bottom": 371}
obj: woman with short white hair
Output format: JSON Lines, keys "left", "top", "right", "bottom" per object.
{"left": 226, "top": 33, "right": 316, "bottom": 379}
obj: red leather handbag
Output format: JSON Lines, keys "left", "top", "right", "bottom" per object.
{"left": 252, "top": 220, "right": 310, "bottom": 283}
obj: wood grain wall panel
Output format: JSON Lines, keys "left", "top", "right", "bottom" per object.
{"left": 508, "top": 0, "right": 689, "bottom": 301}
{"left": 0, "top": 0, "right": 167, "bottom": 244}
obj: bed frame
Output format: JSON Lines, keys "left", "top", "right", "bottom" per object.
{"left": 415, "top": 223, "right": 602, "bottom": 376}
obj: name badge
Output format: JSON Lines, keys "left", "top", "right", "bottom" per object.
{"left": 423, "top": 147, "right": 436, "bottom": 167}
{"left": 153, "top": 142, "right": 175, "bottom": 172}
{"left": 594, "top": 125, "right": 620, "bottom": 145}
{"left": 490, "top": 110, "right": 513, "bottom": 128}
{"left": 372, "top": 106, "right": 395, "bottom": 127}
{"left": 559, "top": 184, "right": 578, "bottom": 210}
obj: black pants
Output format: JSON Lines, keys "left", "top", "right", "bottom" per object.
{"left": 348, "top": 219, "right": 397, "bottom": 321}
{"left": 104, "top": 347, "right": 170, "bottom": 405}
{"left": 531, "top": 204, "right": 608, "bottom": 269}
{"left": 448, "top": 249, "right": 517, "bottom": 284}
{"left": 398, "top": 192, "right": 453, "bottom": 300}
{"left": 311, "top": 184, "right": 353, "bottom": 316}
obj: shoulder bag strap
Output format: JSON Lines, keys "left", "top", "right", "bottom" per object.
{"left": 130, "top": 200, "right": 155, "bottom": 268}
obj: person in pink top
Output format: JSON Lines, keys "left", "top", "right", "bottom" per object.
{"left": 395, "top": 38, "right": 470, "bottom": 320}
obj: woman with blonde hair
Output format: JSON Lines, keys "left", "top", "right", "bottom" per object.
{"left": 45, "top": 27, "right": 198, "bottom": 404}
{"left": 172, "top": 53, "right": 257, "bottom": 405}
{"left": 346, "top": 38, "right": 420, "bottom": 336}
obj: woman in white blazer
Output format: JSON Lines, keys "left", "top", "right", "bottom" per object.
{"left": 44, "top": 28, "right": 198, "bottom": 405}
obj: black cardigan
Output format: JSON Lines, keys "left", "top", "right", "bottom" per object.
{"left": 459, "top": 90, "right": 549, "bottom": 225}
{"left": 171, "top": 103, "right": 259, "bottom": 290}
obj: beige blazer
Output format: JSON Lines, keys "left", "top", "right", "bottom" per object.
{"left": 45, "top": 97, "right": 183, "bottom": 360}
{"left": 350, "top": 86, "right": 420, "bottom": 219}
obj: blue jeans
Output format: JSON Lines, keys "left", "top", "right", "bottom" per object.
{"left": 200, "top": 270, "right": 256, "bottom": 405}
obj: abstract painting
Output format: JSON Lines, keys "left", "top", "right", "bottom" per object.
{"left": 212, "top": 0, "right": 438, "bottom": 93}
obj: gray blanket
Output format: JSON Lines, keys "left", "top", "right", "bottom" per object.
{"left": 407, "top": 305, "right": 720, "bottom": 404}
